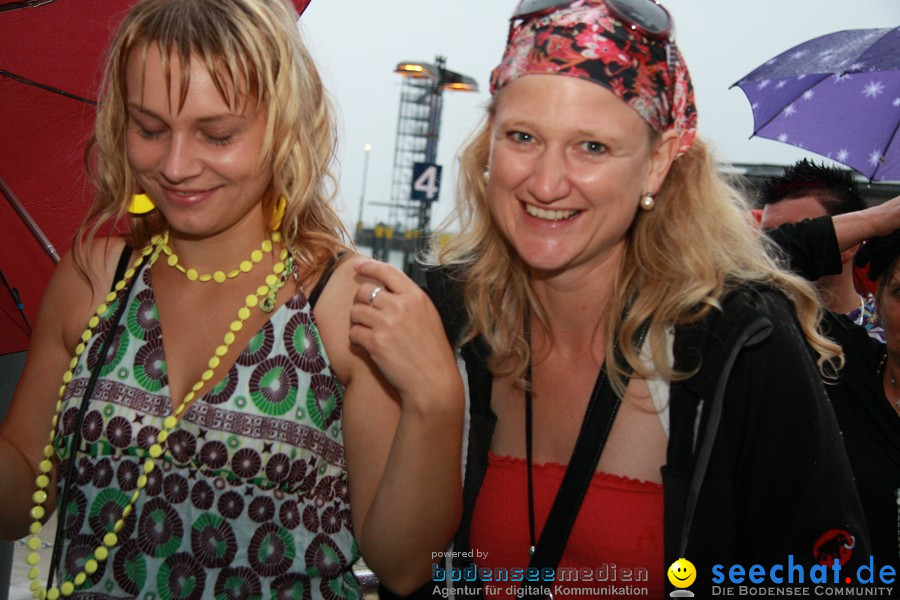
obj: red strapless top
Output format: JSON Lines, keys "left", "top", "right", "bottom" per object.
{"left": 469, "top": 452, "right": 664, "bottom": 599}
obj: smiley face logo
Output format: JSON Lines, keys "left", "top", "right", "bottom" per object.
{"left": 667, "top": 558, "right": 696, "bottom": 588}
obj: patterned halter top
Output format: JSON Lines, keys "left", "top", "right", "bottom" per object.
{"left": 53, "top": 260, "right": 360, "bottom": 599}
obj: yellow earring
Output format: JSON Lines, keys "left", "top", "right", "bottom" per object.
{"left": 270, "top": 196, "right": 286, "bottom": 231}
{"left": 127, "top": 193, "right": 156, "bottom": 215}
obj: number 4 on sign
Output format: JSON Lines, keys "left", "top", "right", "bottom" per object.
{"left": 411, "top": 162, "right": 443, "bottom": 202}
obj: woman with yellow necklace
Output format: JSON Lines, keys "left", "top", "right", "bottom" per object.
{"left": 0, "top": 0, "right": 463, "bottom": 598}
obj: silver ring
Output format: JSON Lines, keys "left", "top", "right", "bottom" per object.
{"left": 368, "top": 286, "right": 383, "bottom": 305}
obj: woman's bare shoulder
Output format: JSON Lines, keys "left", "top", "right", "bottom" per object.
{"left": 45, "top": 236, "right": 132, "bottom": 349}
{"left": 308, "top": 252, "right": 368, "bottom": 381}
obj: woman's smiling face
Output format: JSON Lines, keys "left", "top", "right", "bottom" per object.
{"left": 125, "top": 43, "right": 272, "bottom": 238}
{"left": 487, "top": 74, "right": 677, "bottom": 277}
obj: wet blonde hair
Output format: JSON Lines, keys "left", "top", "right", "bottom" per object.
{"left": 78, "top": 0, "right": 348, "bottom": 278}
{"left": 437, "top": 110, "right": 842, "bottom": 393}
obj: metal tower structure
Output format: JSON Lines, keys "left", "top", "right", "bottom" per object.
{"left": 383, "top": 75, "right": 433, "bottom": 263}
{"left": 385, "top": 57, "right": 477, "bottom": 281}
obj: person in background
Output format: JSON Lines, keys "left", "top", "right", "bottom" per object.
{"left": 759, "top": 159, "right": 883, "bottom": 341}
{"left": 768, "top": 196, "right": 900, "bottom": 568}
{"left": 0, "top": 0, "right": 462, "bottom": 597}
{"left": 377, "top": 0, "right": 870, "bottom": 597}
{"left": 851, "top": 232, "right": 900, "bottom": 567}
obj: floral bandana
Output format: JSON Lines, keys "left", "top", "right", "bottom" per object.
{"left": 490, "top": 0, "right": 697, "bottom": 156}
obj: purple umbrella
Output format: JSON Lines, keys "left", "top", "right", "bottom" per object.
{"left": 732, "top": 26, "right": 900, "bottom": 181}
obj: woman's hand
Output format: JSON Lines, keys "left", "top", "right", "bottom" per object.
{"left": 317, "top": 256, "right": 463, "bottom": 593}
{"left": 349, "top": 259, "right": 460, "bottom": 407}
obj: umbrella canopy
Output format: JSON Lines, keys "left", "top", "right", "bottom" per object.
{"left": 0, "top": 0, "right": 310, "bottom": 356}
{"left": 732, "top": 26, "right": 900, "bottom": 182}
{"left": 0, "top": 0, "right": 131, "bottom": 355}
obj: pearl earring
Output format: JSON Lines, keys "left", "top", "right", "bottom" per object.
{"left": 640, "top": 193, "right": 655, "bottom": 211}
{"left": 483, "top": 167, "right": 490, "bottom": 184}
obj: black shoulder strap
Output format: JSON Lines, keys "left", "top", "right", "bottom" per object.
{"left": 676, "top": 316, "right": 771, "bottom": 557}
{"left": 308, "top": 252, "right": 345, "bottom": 309}
{"left": 112, "top": 243, "right": 132, "bottom": 286}
{"left": 524, "top": 323, "right": 648, "bottom": 599}
{"left": 48, "top": 243, "right": 135, "bottom": 587}
{"left": 424, "top": 265, "right": 469, "bottom": 347}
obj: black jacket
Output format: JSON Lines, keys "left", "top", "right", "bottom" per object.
{"left": 383, "top": 269, "right": 870, "bottom": 599}
{"left": 770, "top": 216, "right": 900, "bottom": 567}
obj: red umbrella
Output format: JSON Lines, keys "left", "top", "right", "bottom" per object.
{"left": 0, "top": 0, "right": 310, "bottom": 356}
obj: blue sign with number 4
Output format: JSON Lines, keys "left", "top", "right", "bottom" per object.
{"left": 411, "top": 162, "right": 442, "bottom": 202}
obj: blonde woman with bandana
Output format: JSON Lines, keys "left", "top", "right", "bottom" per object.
{"left": 375, "top": 0, "right": 871, "bottom": 598}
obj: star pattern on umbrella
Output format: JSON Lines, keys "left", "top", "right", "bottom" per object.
{"left": 862, "top": 80, "right": 885, "bottom": 98}
{"left": 869, "top": 150, "right": 884, "bottom": 167}
{"left": 732, "top": 25, "right": 900, "bottom": 181}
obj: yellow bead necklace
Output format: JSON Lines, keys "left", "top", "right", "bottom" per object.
{"left": 27, "top": 232, "right": 292, "bottom": 600}
{"left": 161, "top": 231, "right": 281, "bottom": 282}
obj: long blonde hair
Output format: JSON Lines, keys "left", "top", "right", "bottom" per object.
{"left": 438, "top": 114, "right": 842, "bottom": 392}
{"left": 78, "top": 0, "right": 349, "bottom": 278}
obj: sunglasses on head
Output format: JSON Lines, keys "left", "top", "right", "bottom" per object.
{"left": 509, "top": 0, "right": 673, "bottom": 43}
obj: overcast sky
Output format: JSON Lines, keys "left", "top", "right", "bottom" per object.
{"left": 299, "top": 1, "right": 899, "bottom": 230}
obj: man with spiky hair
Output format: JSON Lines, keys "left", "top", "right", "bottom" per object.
{"left": 760, "top": 159, "right": 882, "bottom": 341}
